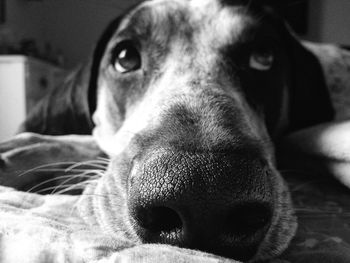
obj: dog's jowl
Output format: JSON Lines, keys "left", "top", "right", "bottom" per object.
{"left": 83, "top": 0, "right": 300, "bottom": 261}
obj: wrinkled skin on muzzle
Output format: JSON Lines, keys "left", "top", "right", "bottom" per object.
{"left": 80, "top": 0, "right": 297, "bottom": 262}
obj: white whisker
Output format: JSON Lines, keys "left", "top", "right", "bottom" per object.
{"left": 18, "top": 161, "right": 78, "bottom": 177}
{"left": 36, "top": 181, "right": 91, "bottom": 195}
{"left": 50, "top": 169, "right": 103, "bottom": 194}
{"left": 54, "top": 180, "right": 99, "bottom": 195}
{"left": 65, "top": 160, "right": 108, "bottom": 172}
{"left": 27, "top": 172, "right": 99, "bottom": 193}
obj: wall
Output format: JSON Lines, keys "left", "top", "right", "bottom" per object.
{"left": 42, "top": 0, "right": 140, "bottom": 68}
{"left": 5, "top": 0, "right": 46, "bottom": 47}
{"left": 306, "top": 0, "right": 324, "bottom": 42}
{"left": 318, "top": 0, "right": 350, "bottom": 44}
{"left": 3, "top": 0, "right": 139, "bottom": 69}
{"left": 308, "top": 0, "right": 350, "bottom": 45}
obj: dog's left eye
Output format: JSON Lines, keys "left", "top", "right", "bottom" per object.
{"left": 112, "top": 41, "right": 141, "bottom": 73}
{"left": 249, "top": 49, "right": 274, "bottom": 71}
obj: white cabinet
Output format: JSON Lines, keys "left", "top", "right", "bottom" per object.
{"left": 0, "top": 56, "right": 65, "bottom": 142}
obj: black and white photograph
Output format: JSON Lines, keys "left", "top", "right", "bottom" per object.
{"left": 0, "top": 0, "right": 350, "bottom": 262}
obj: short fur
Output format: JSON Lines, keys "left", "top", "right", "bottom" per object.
{"left": 1, "top": 0, "right": 349, "bottom": 262}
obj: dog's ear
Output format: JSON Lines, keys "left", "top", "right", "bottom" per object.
{"left": 19, "top": 62, "right": 95, "bottom": 135}
{"left": 279, "top": 22, "right": 335, "bottom": 133}
{"left": 19, "top": 16, "right": 124, "bottom": 135}
{"left": 87, "top": 16, "right": 125, "bottom": 119}
{"left": 249, "top": 3, "right": 334, "bottom": 136}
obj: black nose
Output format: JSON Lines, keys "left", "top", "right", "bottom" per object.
{"left": 128, "top": 151, "right": 273, "bottom": 261}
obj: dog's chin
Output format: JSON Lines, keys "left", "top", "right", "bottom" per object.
{"left": 78, "top": 163, "right": 297, "bottom": 262}
{"left": 252, "top": 171, "right": 297, "bottom": 262}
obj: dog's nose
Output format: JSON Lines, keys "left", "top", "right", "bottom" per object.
{"left": 128, "top": 150, "right": 273, "bottom": 261}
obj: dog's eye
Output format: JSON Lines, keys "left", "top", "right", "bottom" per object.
{"left": 249, "top": 49, "right": 274, "bottom": 71}
{"left": 112, "top": 41, "right": 141, "bottom": 73}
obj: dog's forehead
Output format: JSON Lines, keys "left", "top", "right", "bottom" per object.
{"left": 118, "top": 0, "right": 255, "bottom": 46}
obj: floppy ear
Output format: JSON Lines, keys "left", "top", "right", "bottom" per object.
{"left": 253, "top": 5, "right": 334, "bottom": 135}
{"left": 252, "top": 4, "right": 334, "bottom": 137}
{"left": 19, "top": 62, "right": 94, "bottom": 135}
{"left": 259, "top": 0, "right": 335, "bottom": 130}
{"left": 284, "top": 30, "right": 335, "bottom": 133}
{"left": 19, "top": 16, "right": 123, "bottom": 135}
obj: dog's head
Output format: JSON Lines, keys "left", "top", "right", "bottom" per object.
{"left": 80, "top": 0, "right": 332, "bottom": 261}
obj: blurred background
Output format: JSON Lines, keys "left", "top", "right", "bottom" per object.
{"left": 0, "top": 0, "right": 349, "bottom": 141}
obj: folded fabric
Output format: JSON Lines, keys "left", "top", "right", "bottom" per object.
{"left": 0, "top": 186, "right": 239, "bottom": 263}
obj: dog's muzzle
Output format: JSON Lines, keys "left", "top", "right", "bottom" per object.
{"left": 128, "top": 149, "right": 274, "bottom": 261}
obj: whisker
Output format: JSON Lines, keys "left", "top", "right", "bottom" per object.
{"left": 97, "top": 156, "right": 110, "bottom": 162}
{"left": 65, "top": 164, "right": 106, "bottom": 172}
{"left": 27, "top": 172, "right": 98, "bottom": 193}
{"left": 79, "top": 193, "right": 122, "bottom": 198}
{"left": 36, "top": 181, "right": 92, "bottom": 195}
{"left": 65, "top": 160, "right": 108, "bottom": 172}
{"left": 22, "top": 168, "right": 95, "bottom": 173}
{"left": 50, "top": 170, "right": 103, "bottom": 194}
{"left": 54, "top": 181, "right": 95, "bottom": 195}
{"left": 18, "top": 161, "right": 78, "bottom": 177}
{"left": 18, "top": 159, "right": 109, "bottom": 189}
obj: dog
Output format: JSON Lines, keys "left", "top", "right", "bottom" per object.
{"left": 1, "top": 0, "right": 350, "bottom": 262}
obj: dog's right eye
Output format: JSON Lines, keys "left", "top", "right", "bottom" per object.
{"left": 112, "top": 41, "right": 141, "bottom": 73}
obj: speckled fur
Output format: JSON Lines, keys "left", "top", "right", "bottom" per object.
{"left": 80, "top": 0, "right": 298, "bottom": 262}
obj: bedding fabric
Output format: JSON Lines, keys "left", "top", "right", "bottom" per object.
{"left": 1, "top": 172, "right": 350, "bottom": 263}
{"left": 0, "top": 186, "right": 237, "bottom": 263}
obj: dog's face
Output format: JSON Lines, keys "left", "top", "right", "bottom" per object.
{"left": 88, "top": 0, "right": 297, "bottom": 261}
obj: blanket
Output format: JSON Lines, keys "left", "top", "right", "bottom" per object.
{"left": 1, "top": 172, "right": 350, "bottom": 263}
{"left": 1, "top": 44, "right": 350, "bottom": 263}
{"left": 0, "top": 186, "right": 237, "bottom": 263}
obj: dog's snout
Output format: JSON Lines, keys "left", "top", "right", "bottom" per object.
{"left": 128, "top": 150, "right": 274, "bottom": 261}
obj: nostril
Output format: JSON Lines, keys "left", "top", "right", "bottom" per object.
{"left": 226, "top": 202, "right": 272, "bottom": 237}
{"left": 136, "top": 206, "right": 183, "bottom": 233}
